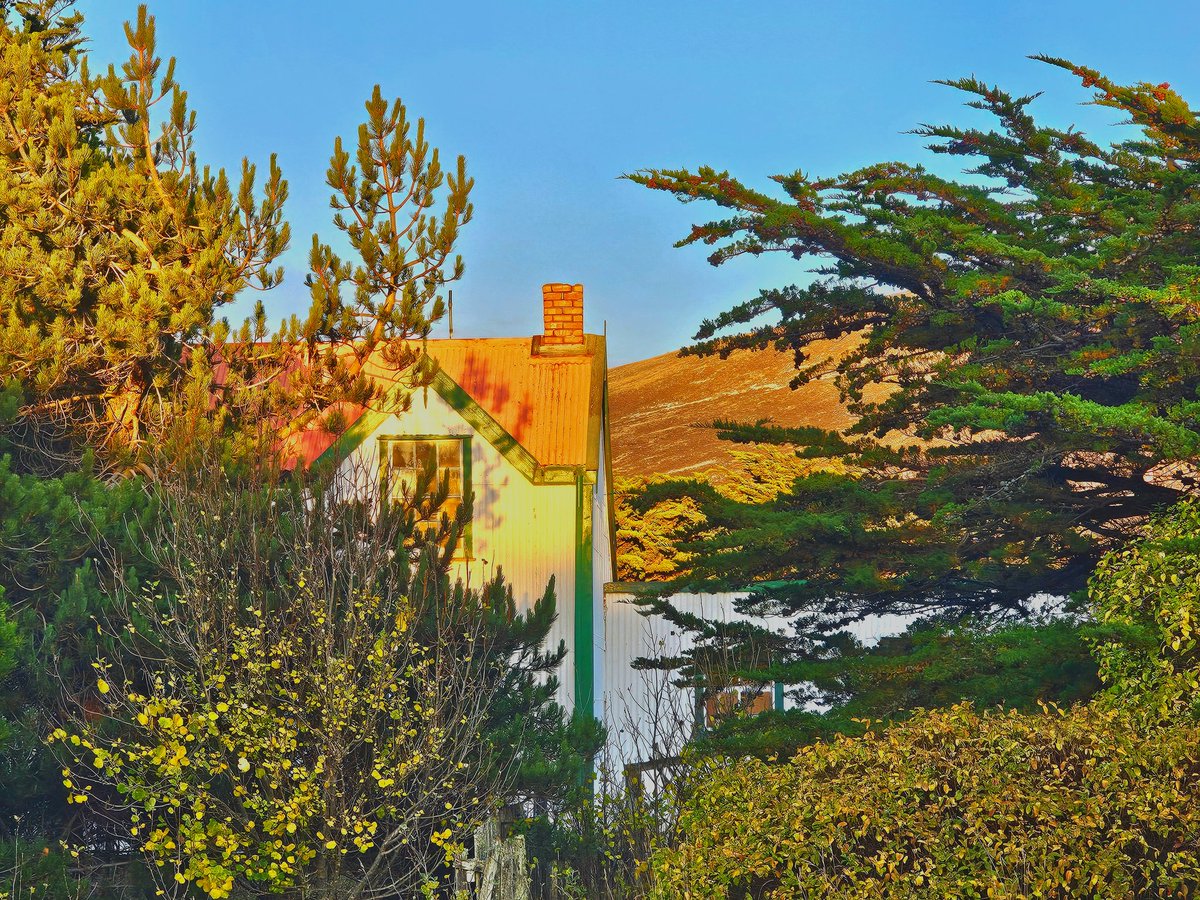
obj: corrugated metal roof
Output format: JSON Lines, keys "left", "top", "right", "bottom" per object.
{"left": 285, "top": 409, "right": 350, "bottom": 467}
{"left": 292, "top": 334, "right": 607, "bottom": 470}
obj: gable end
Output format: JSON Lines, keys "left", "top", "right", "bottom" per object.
{"left": 313, "top": 366, "right": 584, "bottom": 486}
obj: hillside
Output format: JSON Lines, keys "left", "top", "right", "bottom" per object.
{"left": 608, "top": 334, "right": 877, "bottom": 479}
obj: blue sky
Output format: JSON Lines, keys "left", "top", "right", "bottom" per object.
{"left": 76, "top": 1, "right": 1200, "bottom": 365}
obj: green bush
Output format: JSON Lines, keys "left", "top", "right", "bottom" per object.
{"left": 655, "top": 703, "right": 1200, "bottom": 898}
{"left": 651, "top": 500, "right": 1200, "bottom": 898}
{"left": 0, "top": 840, "right": 91, "bottom": 900}
{"left": 1089, "top": 498, "right": 1200, "bottom": 721}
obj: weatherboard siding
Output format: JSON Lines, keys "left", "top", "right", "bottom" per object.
{"left": 335, "top": 386, "right": 581, "bottom": 714}
{"left": 602, "top": 591, "right": 751, "bottom": 768}
{"left": 602, "top": 589, "right": 912, "bottom": 768}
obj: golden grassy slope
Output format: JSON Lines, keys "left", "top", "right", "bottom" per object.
{"left": 608, "top": 334, "right": 879, "bottom": 479}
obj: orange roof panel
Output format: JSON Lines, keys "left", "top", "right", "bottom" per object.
{"left": 353, "top": 334, "right": 606, "bottom": 469}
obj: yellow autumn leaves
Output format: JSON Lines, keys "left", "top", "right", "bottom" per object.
{"left": 50, "top": 572, "right": 480, "bottom": 898}
{"left": 654, "top": 702, "right": 1200, "bottom": 897}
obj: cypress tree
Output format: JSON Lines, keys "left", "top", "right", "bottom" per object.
{"left": 627, "top": 61, "right": 1200, "bottom": 741}
{"left": 629, "top": 60, "right": 1200, "bottom": 620}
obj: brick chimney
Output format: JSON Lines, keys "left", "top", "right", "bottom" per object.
{"left": 541, "top": 283, "right": 585, "bottom": 348}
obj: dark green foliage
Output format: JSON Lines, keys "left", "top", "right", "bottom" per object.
{"left": 0, "top": 839, "right": 93, "bottom": 899}
{"left": 0, "top": 595, "right": 16, "bottom": 686}
{"left": 628, "top": 62, "right": 1200, "bottom": 753}
{"left": 0, "top": 381, "right": 156, "bottom": 846}
{"left": 414, "top": 568, "right": 603, "bottom": 807}
{"left": 698, "top": 618, "right": 1100, "bottom": 758}
{"left": 478, "top": 577, "right": 604, "bottom": 809}
{"left": 792, "top": 619, "right": 1100, "bottom": 716}
{"left": 0, "top": 446, "right": 152, "bottom": 687}
{"left": 629, "top": 62, "right": 1200, "bottom": 619}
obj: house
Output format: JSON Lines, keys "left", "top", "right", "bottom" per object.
{"left": 283, "top": 281, "right": 898, "bottom": 771}
{"left": 293, "top": 283, "right": 614, "bottom": 725}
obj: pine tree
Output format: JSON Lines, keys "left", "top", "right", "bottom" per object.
{"left": 213, "top": 84, "right": 474, "bottom": 438}
{"left": 0, "top": 1, "right": 288, "bottom": 468}
{"left": 0, "top": 380, "right": 157, "bottom": 856}
{"left": 0, "top": 1, "right": 475, "bottom": 464}
{"left": 0, "top": 1, "right": 285, "bottom": 861}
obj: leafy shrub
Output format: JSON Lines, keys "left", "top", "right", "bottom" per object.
{"left": 654, "top": 703, "right": 1200, "bottom": 898}
{"left": 651, "top": 500, "right": 1200, "bottom": 898}
{"left": 1089, "top": 497, "right": 1200, "bottom": 720}
{"left": 49, "top": 461, "right": 588, "bottom": 898}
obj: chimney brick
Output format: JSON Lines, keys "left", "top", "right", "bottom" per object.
{"left": 542, "top": 283, "right": 584, "bottom": 346}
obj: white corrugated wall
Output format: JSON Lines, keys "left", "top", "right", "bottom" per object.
{"left": 602, "top": 589, "right": 911, "bottom": 769}
{"left": 590, "top": 439, "right": 613, "bottom": 724}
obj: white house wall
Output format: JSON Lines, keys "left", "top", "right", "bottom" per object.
{"left": 602, "top": 590, "right": 911, "bottom": 769}
{"left": 590, "top": 437, "right": 613, "bottom": 724}
{"left": 337, "top": 388, "right": 581, "bottom": 713}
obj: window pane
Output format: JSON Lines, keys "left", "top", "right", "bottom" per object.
{"left": 416, "top": 441, "right": 436, "bottom": 469}
{"left": 438, "top": 440, "right": 461, "bottom": 468}
{"left": 391, "top": 442, "right": 414, "bottom": 469}
{"left": 389, "top": 469, "right": 415, "bottom": 501}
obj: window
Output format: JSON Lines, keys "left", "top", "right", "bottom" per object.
{"left": 379, "top": 436, "right": 470, "bottom": 554}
